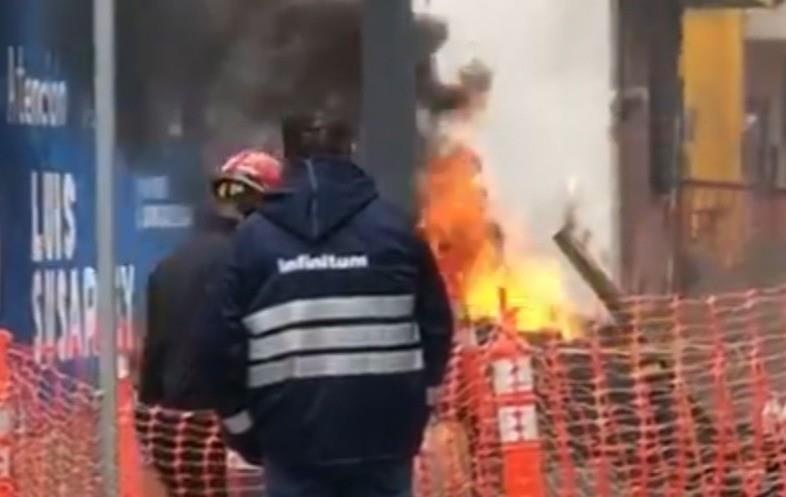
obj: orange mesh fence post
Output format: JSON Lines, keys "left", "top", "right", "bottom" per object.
{"left": 0, "top": 331, "right": 14, "bottom": 497}
{"left": 118, "top": 355, "right": 143, "bottom": 497}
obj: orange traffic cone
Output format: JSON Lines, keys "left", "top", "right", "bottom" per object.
{"left": 488, "top": 289, "right": 545, "bottom": 497}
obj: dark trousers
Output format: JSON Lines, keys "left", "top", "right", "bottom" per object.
{"left": 263, "top": 459, "right": 413, "bottom": 497}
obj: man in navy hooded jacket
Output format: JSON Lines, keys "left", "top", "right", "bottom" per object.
{"left": 196, "top": 116, "right": 454, "bottom": 497}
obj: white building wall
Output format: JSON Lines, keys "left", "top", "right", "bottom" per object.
{"left": 414, "top": 0, "right": 616, "bottom": 310}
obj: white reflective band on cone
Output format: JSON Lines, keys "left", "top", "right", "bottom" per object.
{"left": 492, "top": 357, "right": 533, "bottom": 395}
{"left": 248, "top": 349, "right": 424, "bottom": 388}
{"left": 243, "top": 295, "right": 415, "bottom": 335}
{"left": 223, "top": 410, "right": 254, "bottom": 435}
{"left": 497, "top": 405, "right": 538, "bottom": 443}
{"left": 249, "top": 323, "right": 420, "bottom": 361}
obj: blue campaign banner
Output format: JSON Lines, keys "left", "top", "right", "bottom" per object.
{"left": 0, "top": 0, "right": 196, "bottom": 378}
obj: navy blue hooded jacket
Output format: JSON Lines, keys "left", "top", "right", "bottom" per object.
{"left": 196, "top": 157, "right": 453, "bottom": 466}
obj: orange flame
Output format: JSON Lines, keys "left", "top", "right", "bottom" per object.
{"left": 419, "top": 135, "right": 576, "bottom": 337}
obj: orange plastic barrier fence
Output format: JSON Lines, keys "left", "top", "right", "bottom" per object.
{"left": 10, "top": 286, "right": 786, "bottom": 496}
{"left": 0, "top": 329, "right": 101, "bottom": 497}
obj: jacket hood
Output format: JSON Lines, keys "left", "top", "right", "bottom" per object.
{"left": 259, "top": 156, "right": 378, "bottom": 241}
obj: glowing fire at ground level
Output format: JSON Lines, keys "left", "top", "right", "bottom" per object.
{"left": 461, "top": 260, "right": 577, "bottom": 338}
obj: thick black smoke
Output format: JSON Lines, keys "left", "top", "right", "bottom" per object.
{"left": 117, "top": 0, "right": 452, "bottom": 169}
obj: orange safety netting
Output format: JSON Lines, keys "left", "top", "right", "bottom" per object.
{"left": 134, "top": 406, "right": 233, "bottom": 497}
{"left": 0, "top": 337, "right": 102, "bottom": 497}
{"left": 7, "top": 286, "right": 786, "bottom": 496}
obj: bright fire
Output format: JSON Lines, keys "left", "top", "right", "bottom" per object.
{"left": 419, "top": 73, "right": 576, "bottom": 336}
{"left": 461, "top": 244, "right": 576, "bottom": 335}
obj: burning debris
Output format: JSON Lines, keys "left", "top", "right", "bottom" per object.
{"left": 418, "top": 61, "right": 577, "bottom": 336}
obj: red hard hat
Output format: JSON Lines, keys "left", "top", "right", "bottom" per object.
{"left": 213, "top": 150, "right": 283, "bottom": 198}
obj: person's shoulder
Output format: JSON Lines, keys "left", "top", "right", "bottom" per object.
{"left": 227, "top": 213, "right": 284, "bottom": 272}
{"left": 232, "top": 211, "right": 276, "bottom": 245}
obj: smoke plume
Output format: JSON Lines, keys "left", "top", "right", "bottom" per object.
{"left": 117, "top": 0, "right": 452, "bottom": 171}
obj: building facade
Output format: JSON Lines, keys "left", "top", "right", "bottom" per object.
{"left": 618, "top": 0, "right": 786, "bottom": 296}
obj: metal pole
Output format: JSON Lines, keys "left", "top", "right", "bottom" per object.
{"left": 360, "top": 0, "right": 417, "bottom": 213}
{"left": 94, "top": 0, "right": 118, "bottom": 493}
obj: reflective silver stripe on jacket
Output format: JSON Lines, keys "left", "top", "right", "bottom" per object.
{"left": 249, "top": 323, "right": 420, "bottom": 361}
{"left": 243, "top": 295, "right": 415, "bottom": 336}
{"left": 223, "top": 410, "right": 253, "bottom": 434}
{"left": 247, "top": 349, "right": 424, "bottom": 388}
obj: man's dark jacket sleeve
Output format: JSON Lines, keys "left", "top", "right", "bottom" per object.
{"left": 414, "top": 236, "right": 454, "bottom": 387}
{"left": 189, "top": 223, "right": 269, "bottom": 462}
{"left": 193, "top": 223, "right": 260, "bottom": 416}
{"left": 141, "top": 225, "right": 237, "bottom": 410}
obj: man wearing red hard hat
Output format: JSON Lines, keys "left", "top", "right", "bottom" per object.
{"left": 137, "top": 150, "right": 282, "bottom": 497}
{"left": 211, "top": 150, "right": 284, "bottom": 219}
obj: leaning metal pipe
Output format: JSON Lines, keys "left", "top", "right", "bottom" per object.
{"left": 553, "top": 226, "right": 626, "bottom": 320}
